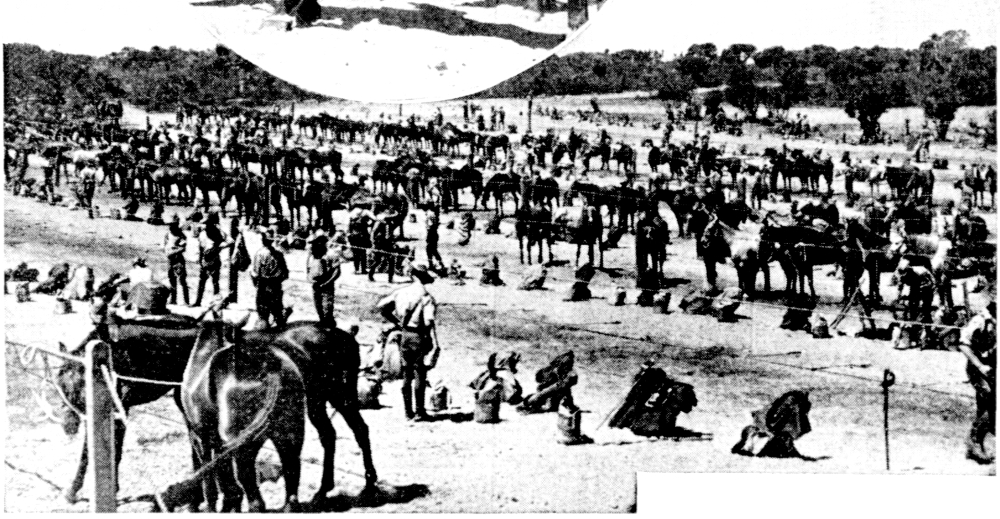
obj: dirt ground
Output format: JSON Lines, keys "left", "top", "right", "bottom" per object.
{"left": 4, "top": 100, "right": 996, "bottom": 512}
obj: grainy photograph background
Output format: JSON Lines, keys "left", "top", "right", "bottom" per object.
{"left": 3, "top": 0, "right": 997, "bottom": 514}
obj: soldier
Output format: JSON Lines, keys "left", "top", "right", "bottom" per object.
{"left": 648, "top": 143, "right": 661, "bottom": 174}
{"left": 226, "top": 217, "right": 250, "bottom": 303}
{"left": 894, "top": 259, "right": 936, "bottom": 350}
{"left": 306, "top": 232, "right": 341, "bottom": 326}
{"left": 251, "top": 229, "right": 289, "bottom": 328}
{"left": 817, "top": 194, "right": 840, "bottom": 228}
{"left": 193, "top": 212, "right": 227, "bottom": 307}
{"left": 78, "top": 164, "right": 98, "bottom": 208}
{"left": 163, "top": 215, "right": 190, "bottom": 305}
{"left": 368, "top": 209, "right": 395, "bottom": 283}
{"left": 348, "top": 203, "right": 375, "bottom": 275}
{"left": 425, "top": 206, "right": 445, "bottom": 272}
{"left": 958, "top": 299, "right": 996, "bottom": 464}
{"left": 376, "top": 263, "right": 440, "bottom": 421}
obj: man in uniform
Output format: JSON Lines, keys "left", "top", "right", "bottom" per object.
{"left": 194, "top": 212, "right": 227, "bottom": 307}
{"left": 958, "top": 299, "right": 996, "bottom": 463}
{"left": 894, "top": 259, "right": 936, "bottom": 350}
{"left": 368, "top": 209, "right": 395, "bottom": 283}
{"left": 425, "top": 206, "right": 445, "bottom": 272}
{"left": 648, "top": 143, "right": 661, "bottom": 174}
{"left": 817, "top": 194, "right": 840, "bottom": 228}
{"left": 306, "top": 232, "right": 341, "bottom": 326}
{"left": 251, "top": 229, "right": 289, "bottom": 328}
{"left": 162, "top": 215, "right": 190, "bottom": 305}
{"left": 376, "top": 263, "right": 440, "bottom": 421}
{"left": 348, "top": 203, "right": 375, "bottom": 275}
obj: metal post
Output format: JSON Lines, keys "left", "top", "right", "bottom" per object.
{"left": 85, "top": 340, "right": 117, "bottom": 512}
{"left": 528, "top": 95, "right": 533, "bottom": 134}
{"left": 881, "top": 369, "right": 895, "bottom": 472}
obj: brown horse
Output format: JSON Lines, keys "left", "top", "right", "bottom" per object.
{"left": 180, "top": 319, "right": 306, "bottom": 512}
{"left": 183, "top": 320, "right": 378, "bottom": 510}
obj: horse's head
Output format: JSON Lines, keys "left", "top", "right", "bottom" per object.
{"left": 54, "top": 342, "right": 86, "bottom": 436}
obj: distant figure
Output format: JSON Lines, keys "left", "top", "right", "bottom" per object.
{"left": 251, "top": 229, "right": 289, "bottom": 328}
{"left": 479, "top": 256, "right": 505, "bottom": 286}
{"left": 306, "top": 232, "right": 341, "bottom": 326}
{"left": 162, "top": 216, "right": 190, "bottom": 306}
{"left": 193, "top": 213, "right": 227, "bottom": 307}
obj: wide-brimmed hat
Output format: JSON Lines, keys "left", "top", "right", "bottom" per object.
{"left": 306, "top": 230, "right": 329, "bottom": 246}
{"left": 409, "top": 262, "right": 434, "bottom": 284}
{"left": 133, "top": 257, "right": 147, "bottom": 267}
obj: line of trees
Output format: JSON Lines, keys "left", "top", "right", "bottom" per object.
{"left": 3, "top": 43, "right": 325, "bottom": 119}
{"left": 480, "top": 31, "right": 996, "bottom": 143}
{"left": 5, "top": 33, "right": 995, "bottom": 145}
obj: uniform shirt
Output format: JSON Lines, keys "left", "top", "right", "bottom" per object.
{"left": 898, "top": 266, "right": 935, "bottom": 292}
{"left": 307, "top": 250, "right": 342, "bottom": 289}
{"left": 378, "top": 282, "right": 436, "bottom": 331}
{"left": 251, "top": 246, "right": 288, "bottom": 282}
{"left": 960, "top": 310, "right": 997, "bottom": 368}
{"left": 198, "top": 228, "right": 228, "bottom": 266}
{"left": 349, "top": 208, "right": 374, "bottom": 237}
{"left": 163, "top": 231, "right": 187, "bottom": 261}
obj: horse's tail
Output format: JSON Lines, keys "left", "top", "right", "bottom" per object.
{"left": 161, "top": 369, "right": 282, "bottom": 510}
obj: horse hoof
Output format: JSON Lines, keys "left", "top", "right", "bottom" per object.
{"left": 65, "top": 490, "right": 79, "bottom": 504}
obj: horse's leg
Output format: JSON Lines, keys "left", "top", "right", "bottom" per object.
{"left": 65, "top": 436, "right": 89, "bottom": 503}
{"left": 272, "top": 415, "right": 304, "bottom": 512}
{"left": 519, "top": 236, "right": 526, "bottom": 264}
{"left": 337, "top": 404, "right": 378, "bottom": 491}
{"left": 234, "top": 442, "right": 266, "bottom": 512}
{"left": 306, "top": 402, "right": 337, "bottom": 502}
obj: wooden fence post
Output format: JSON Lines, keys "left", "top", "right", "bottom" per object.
{"left": 85, "top": 340, "right": 117, "bottom": 512}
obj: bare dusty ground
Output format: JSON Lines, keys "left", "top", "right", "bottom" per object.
{"left": 4, "top": 103, "right": 997, "bottom": 512}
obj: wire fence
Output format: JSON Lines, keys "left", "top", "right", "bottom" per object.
{"left": 5, "top": 107, "right": 995, "bottom": 511}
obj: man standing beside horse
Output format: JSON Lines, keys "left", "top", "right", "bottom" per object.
{"left": 306, "top": 232, "right": 341, "bottom": 327}
{"left": 251, "top": 229, "right": 289, "bottom": 328}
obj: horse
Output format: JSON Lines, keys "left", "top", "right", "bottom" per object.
{"left": 439, "top": 165, "right": 484, "bottom": 212}
{"left": 55, "top": 312, "right": 203, "bottom": 506}
{"left": 151, "top": 159, "right": 197, "bottom": 205}
{"left": 699, "top": 204, "right": 771, "bottom": 296}
{"left": 170, "top": 316, "right": 378, "bottom": 511}
{"left": 613, "top": 144, "right": 636, "bottom": 175}
{"left": 515, "top": 200, "right": 554, "bottom": 265}
{"left": 760, "top": 221, "right": 850, "bottom": 299}
{"left": 553, "top": 204, "right": 604, "bottom": 268}
{"left": 180, "top": 319, "right": 306, "bottom": 512}
{"left": 481, "top": 171, "right": 521, "bottom": 215}
{"left": 635, "top": 209, "right": 671, "bottom": 279}
{"left": 885, "top": 164, "right": 934, "bottom": 202}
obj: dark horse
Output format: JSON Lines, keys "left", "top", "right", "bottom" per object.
{"left": 180, "top": 319, "right": 307, "bottom": 512}
{"left": 515, "top": 199, "right": 554, "bottom": 265}
{"left": 55, "top": 313, "right": 202, "bottom": 505}
{"left": 195, "top": 321, "right": 379, "bottom": 505}
{"left": 56, "top": 315, "right": 377, "bottom": 509}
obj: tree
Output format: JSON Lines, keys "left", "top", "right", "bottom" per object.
{"left": 676, "top": 43, "right": 720, "bottom": 88}
{"left": 717, "top": 44, "right": 759, "bottom": 119}
{"left": 828, "top": 47, "right": 912, "bottom": 143}
{"left": 756, "top": 46, "right": 808, "bottom": 115}
{"left": 656, "top": 70, "right": 695, "bottom": 103}
{"left": 726, "top": 63, "right": 759, "bottom": 118}
{"left": 911, "top": 31, "right": 971, "bottom": 140}
{"left": 703, "top": 90, "right": 724, "bottom": 118}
